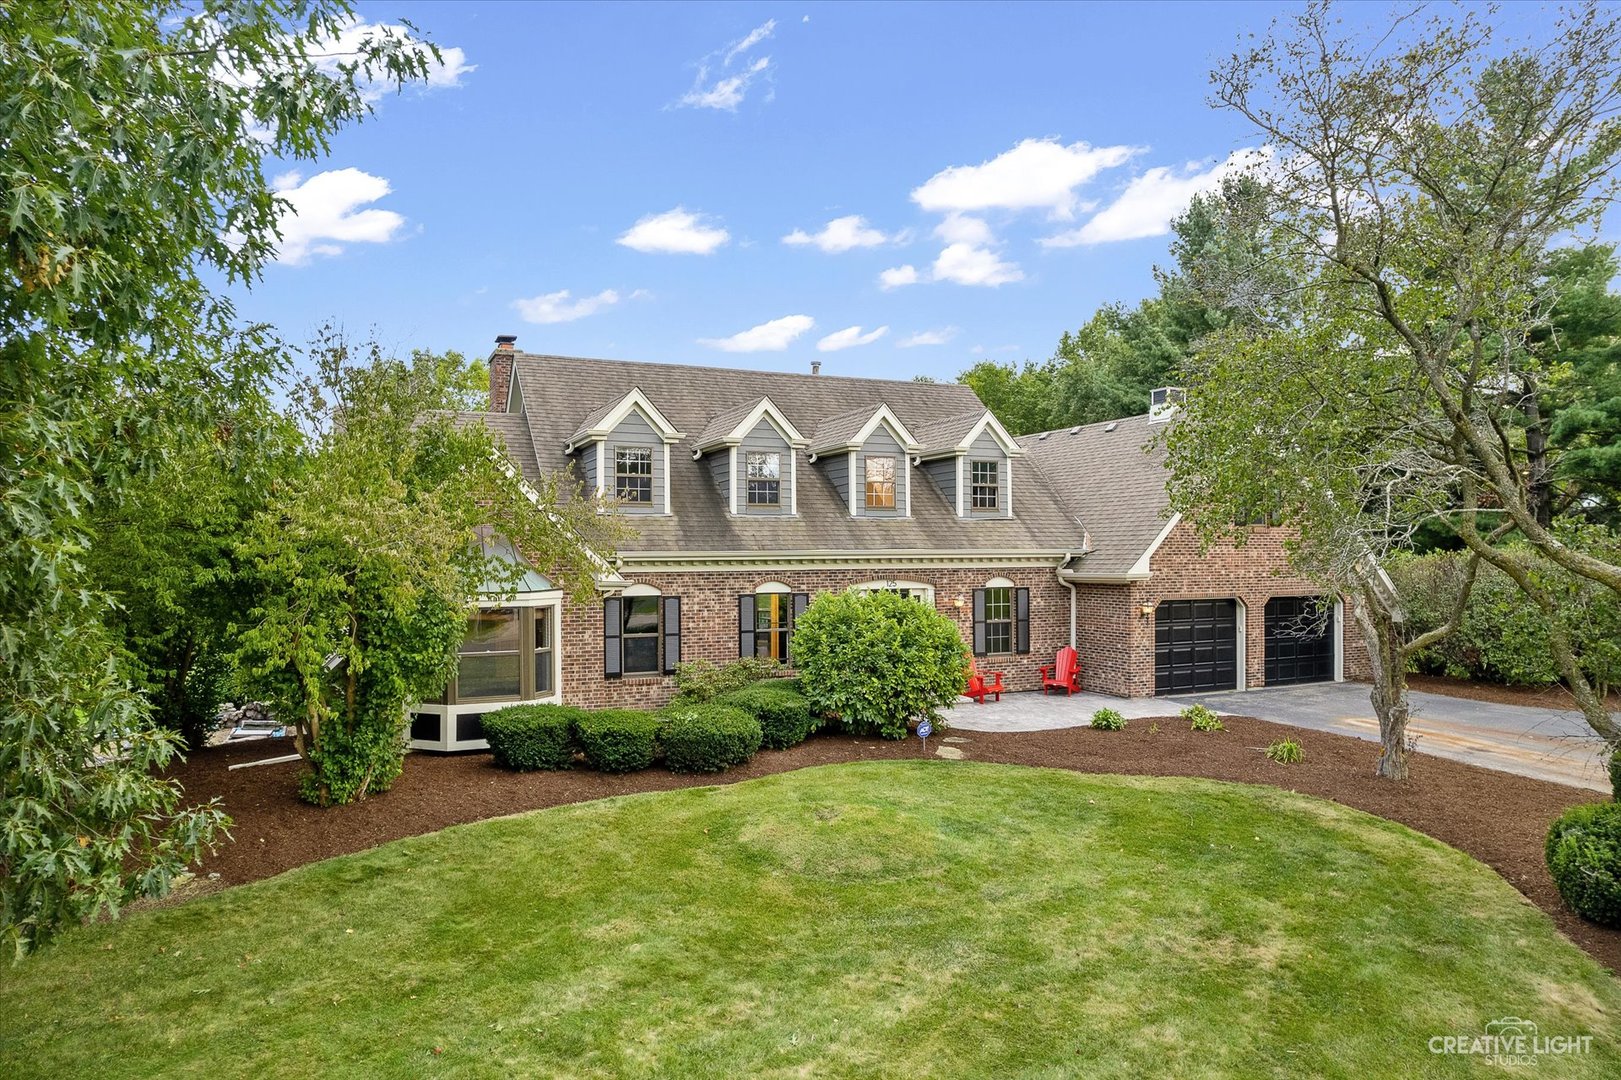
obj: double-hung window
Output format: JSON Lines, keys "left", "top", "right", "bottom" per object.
{"left": 755, "top": 592, "right": 790, "bottom": 660}
{"left": 983, "top": 587, "right": 1013, "bottom": 654}
{"left": 746, "top": 451, "right": 781, "bottom": 507}
{"left": 621, "top": 595, "right": 661, "bottom": 675}
{"left": 457, "top": 608, "right": 522, "bottom": 700}
{"left": 615, "top": 447, "right": 653, "bottom": 504}
{"left": 865, "top": 455, "right": 896, "bottom": 509}
{"left": 970, "top": 460, "right": 999, "bottom": 511}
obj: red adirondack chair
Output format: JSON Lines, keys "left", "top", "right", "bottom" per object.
{"left": 1040, "top": 646, "right": 1082, "bottom": 695}
{"left": 964, "top": 659, "right": 1005, "bottom": 705}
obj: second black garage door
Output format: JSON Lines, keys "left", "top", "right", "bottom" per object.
{"left": 1263, "top": 596, "right": 1335, "bottom": 686}
{"left": 1154, "top": 599, "right": 1238, "bottom": 694}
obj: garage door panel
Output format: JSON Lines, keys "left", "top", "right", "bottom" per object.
{"left": 1155, "top": 599, "right": 1239, "bottom": 695}
{"left": 1264, "top": 596, "right": 1334, "bottom": 687}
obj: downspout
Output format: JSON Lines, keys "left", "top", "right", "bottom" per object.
{"left": 1057, "top": 552, "right": 1078, "bottom": 649}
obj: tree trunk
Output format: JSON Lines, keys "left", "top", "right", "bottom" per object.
{"left": 1524, "top": 390, "right": 1553, "bottom": 529}
{"left": 1350, "top": 584, "right": 1411, "bottom": 780}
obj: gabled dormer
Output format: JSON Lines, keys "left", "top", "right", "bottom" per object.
{"left": 563, "top": 387, "right": 685, "bottom": 515}
{"left": 916, "top": 410, "right": 1023, "bottom": 519}
{"left": 690, "top": 396, "right": 808, "bottom": 516}
{"left": 808, "top": 403, "right": 921, "bottom": 518}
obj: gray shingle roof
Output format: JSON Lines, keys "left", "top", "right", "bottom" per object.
{"left": 915, "top": 411, "right": 990, "bottom": 458}
{"left": 471, "top": 352, "right": 1082, "bottom": 556}
{"left": 453, "top": 410, "right": 539, "bottom": 480}
{"left": 694, "top": 396, "right": 770, "bottom": 450}
{"left": 807, "top": 405, "right": 889, "bottom": 455}
{"left": 1017, "top": 414, "right": 1175, "bottom": 578}
{"left": 566, "top": 392, "right": 630, "bottom": 445}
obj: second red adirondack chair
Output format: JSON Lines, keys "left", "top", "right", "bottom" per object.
{"left": 1040, "top": 646, "right": 1082, "bottom": 695}
{"left": 964, "top": 659, "right": 1005, "bottom": 705}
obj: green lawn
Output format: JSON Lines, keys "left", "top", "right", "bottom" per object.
{"left": 4, "top": 762, "right": 1619, "bottom": 1078}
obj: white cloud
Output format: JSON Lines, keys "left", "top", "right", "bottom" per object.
{"left": 878, "top": 264, "right": 920, "bottom": 290}
{"left": 512, "top": 288, "right": 623, "bottom": 325}
{"left": 617, "top": 207, "right": 730, "bottom": 254}
{"left": 679, "top": 20, "right": 775, "bottom": 111}
{"left": 933, "top": 213, "right": 994, "bottom": 246}
{"left": 911, "top": 137, "right": 1139, "bottom": 219}
{"left": 898, "top": 327, "right": 959, "bottom": 347}
{"left": 783, "top": 215, "right": 889, "bottom": 253}
{"left": 1045, "top": 147, "right": 1269, "bottom": 247}
{"left": 932, "top": 243, "right": 1024, "bottom": 287}
{"left": 817, "top": 325, "right": 889, "bottom": 352}
{"left": 699, "top": 314, "right": 815, "bottom": 352}
{"left": 269, "top": 168, "right": 405, "bottom": 265}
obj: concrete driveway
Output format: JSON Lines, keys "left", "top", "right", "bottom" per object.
{"left": 946, "top": 681, "right": 1611, "bottom": 792}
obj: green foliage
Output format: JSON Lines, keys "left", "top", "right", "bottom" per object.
{"left": 671, "top": 657, "right": 785, "bottom": 704}
{"left": 717, "top": 680, "right": 820, "bottom": 749}
{"left": 481, "top": 704, "right": 586, "bottom": 772}
{"left": 1183, "top": 705, "right": 1224, "bottom": 733}
{"left": 1390, "top": 538, "right": 1621, "bottom": 695}
{"left": 1265, "top": 739, "right": 1304, "bottom": 764}
{"left": 1090, "top": 708, "right": 1127, "bottom": 731}
{"left": 0, "top": 0, "right": 451, "bottom": 953}
{"left": 661, "top": 704, "right": 763, "bottom": 774}
{"left": 575, "top": 710, "right": 664, "bottom": 774}
{"left": 1610, "top": 749, "right": 1621, "bottom": 801}
{"left": 234, "top": 331, "right": 621, "bottom": 806}
{"left": 1546, "top": 802, "right": 1621, "bottom": 927}
{"left": 791, "top": 590, "right": 967, "bottom": 740}
{"left": 958, "top": 359, "right": 1064, "bottom": 436}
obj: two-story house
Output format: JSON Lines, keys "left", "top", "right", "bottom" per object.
{"left": 407, "top": 338, "right": 1366, "bottom": 751}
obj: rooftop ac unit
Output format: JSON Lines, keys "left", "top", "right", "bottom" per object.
{"left": 1148, "top": 386, "right": 1185, "bottom": 423}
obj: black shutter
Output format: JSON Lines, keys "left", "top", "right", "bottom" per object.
{"left": 738, "top": 595, "right": 756, "bottom": 658}
{"left": 662, "top": 596, "right": 681, "bottom": 674}
{"left": 972, "top": 588, "right": 987, "bottom": 656}
{"left": 604, "top": 597, "right": 623, "bottom": 678}
{"left": 1015, "top": 587, "right": 1031, "bottom": 654}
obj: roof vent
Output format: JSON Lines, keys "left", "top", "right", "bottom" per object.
{"left": 1069, "top": 426, "right": 1080, "bottom": 434}
{"left": 1036, "top": 431, "right": 1049, "bottom": 440}
{"left": 811, "top": 360, "right": 822, "bottom": 375}
{"left": 1104, "top": 421, "right": 1117, "bottom": 433}
{"left": 1148, "top": 386, "right": 1185, "bottom": 423}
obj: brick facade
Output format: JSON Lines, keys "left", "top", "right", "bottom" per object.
{"left": 558, "top": 565, "right": 1072, "bottom": 710}
{"left": 1073, "top": 520, "right": 1370, "bottom": 697}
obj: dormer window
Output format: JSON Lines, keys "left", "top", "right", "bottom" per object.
{"left": 745, "top": 451, "right": 781, "bottom": 506}
{"left": 865, "top": 456, "right": 896, "bottom": 509}
{"left": 615, "top": 447, "right": 653, "bottom": 504}
{"left": 970, "top": 460, "right": 1000, "bottom": 511}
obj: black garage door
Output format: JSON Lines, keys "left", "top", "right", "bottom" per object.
{"left": 1264, "top": 596, "right": 1334, "bottom": 686}
{"left": 1155, "top": 599, "right": 1239, "bottom": 694}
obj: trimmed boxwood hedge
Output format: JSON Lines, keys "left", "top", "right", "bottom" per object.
{"left": 482, "top": 704, "right": 585, "bottom": 771}
{"left": 1546, "top": 802, "right": 1621, "bottom": 927}
{"left": 574, "top": 709, "right": 664, "bottom": 773}
{"left": 661, "top": 703, "right": 762, "bottom": 773}
{"left": 717, "top": 680, "right": 819, "bottom": 749}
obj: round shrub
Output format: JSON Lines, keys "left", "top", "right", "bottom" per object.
{"left": 661, "top": 704, "right": 762, "bottom": 773}
{"left": 575, "top": 709, "right": 664, "bottom": 773}
{"left": 1546, "top": 802, "right": 1621, "bottom": 927}
{"left": 718, "top": 680, "right": 819, "bottom": 749}
{"left": 482, "top": 704, "right": 585, "bottom": 771}
{"left": 791, "top": 589, "right": 966, "bottom": 740}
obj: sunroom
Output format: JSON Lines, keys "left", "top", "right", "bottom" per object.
{"left": 409, "top": 537, "right": 563, "bottom": 752}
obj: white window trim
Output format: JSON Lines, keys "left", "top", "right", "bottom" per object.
{"left": 728, "top": 446, "right": 739, "bottom": 515}
{"left": 594, "top": 441, "right": 606, "bottom": 497}
{"left": 789, "top": 449, "right": 798, "bottom": 515}
{"left": 847, "top": 450, "right": 858, "bottom": 515}
{"left": 954, "top": 456, "right": 965, "bottom": 516}
{"left": 409, "top": 594, "right": 564, "bottom": 752}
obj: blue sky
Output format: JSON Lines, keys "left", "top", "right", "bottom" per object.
{"left": 229, "top": 1, "right": 1553, "bottom": 383}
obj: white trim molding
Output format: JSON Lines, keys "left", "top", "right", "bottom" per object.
{"left": 618, "top": 548, "right": 1072, "bottom": 573}
{"left": 690, "top": 395, "right": 809, "bottom": 456}
{"left": 564, "top": 386, "right": 684, "bottom": 452}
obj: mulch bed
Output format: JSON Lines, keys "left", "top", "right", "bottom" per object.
{"left": 168, "top": 711, "right": 1621, "bottom": 973}
{"left": 1409, "top": 672, "right": 1621, "bottom": 712}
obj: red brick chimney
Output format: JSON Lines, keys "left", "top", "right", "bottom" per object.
{"left": 489, "top": 335, "right": 517, "bottom": 412}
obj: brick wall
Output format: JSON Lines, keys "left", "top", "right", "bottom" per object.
{"left": 557, "top": 565, "right": 1072, "bottom": 709}
{"left": 488, "top": 349, "right": 513, "bottom": 412}
{"left": 1081, "top": 519, "right": 1371, "bottom": 697}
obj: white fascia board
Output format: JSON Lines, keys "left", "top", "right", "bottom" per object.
{"left": 1122, "top": 512, "right": 1181, "bottom": 579}
{"left": 691, "top": 396, "right": 808, "bottom": 455}
{"left": 576, "top": 387, "right": 685, "bottom": 446}
{"left": 962, "top": 410, "right": 1024, "bottom": 457}
{"left": 618, "top": 549, "right": 1074, "bottom": 572}
{"left": 854, "top": 405, "right": 921, "bottom": 452}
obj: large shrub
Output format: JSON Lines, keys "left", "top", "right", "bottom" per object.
{"left": 1546, "top": 803, "right": 1621, "bottom": 927}
{"left": 671, "top": 657, "right": 785, "bottom": 703}
{"left": 575, "top": 709, "right": 664, "bottom": 773}
{"left": 482, "top": 704, "right": 585, "bottom": 771}
{"left": 661, "top": 703, "right": 763, "bottom": 773}
{"left": 791, "top": 590, "right": 966, "bottom": 740}
{"left": 1389, "top": 535, "right": 1621, "bottom": 694}
{"left": 718, "top": 680, "right": 819, "bottom": 749}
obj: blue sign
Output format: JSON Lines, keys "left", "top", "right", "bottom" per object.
{"left": 917, "top": 719, "right": 934, "bottom": 740}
